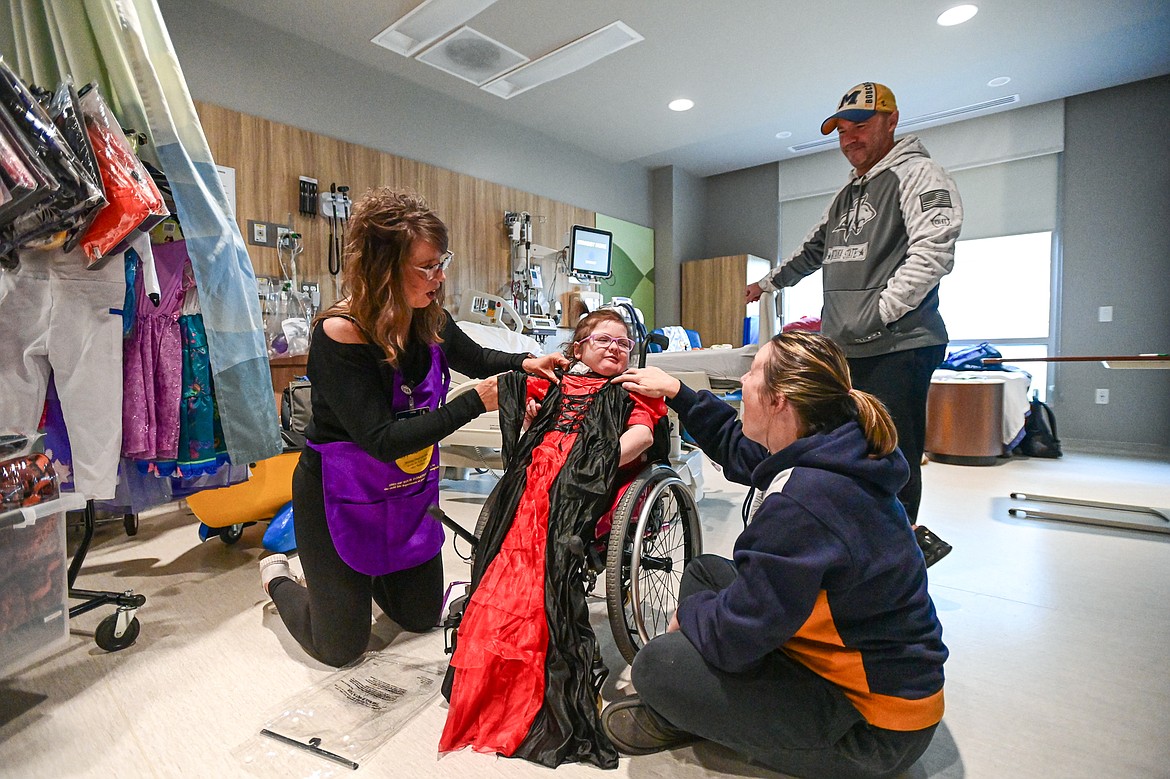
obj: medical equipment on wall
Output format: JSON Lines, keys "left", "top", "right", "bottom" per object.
{"left": 322, "top": 183, "right": 351, "bottom": 298}
{"left": 458, "top": 290, "right": 525, "bottom": 333}
{"left": 503, "top": 210, "right": 561, "bottom": 340}
{"left": 567, "top": 224, "right": 613, "bottom": 282}
{"left": 271, "top": 229, "right": 313, "bottom": 355}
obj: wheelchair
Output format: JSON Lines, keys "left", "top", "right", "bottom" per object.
{"left": 446, "top": 301, "right": 704, "bottom": 665}
{"left": 467, "top": 457, "right": 702, "bottom": 665}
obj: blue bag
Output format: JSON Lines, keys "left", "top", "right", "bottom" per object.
{"left": 941, "top": 342, "right": 1003, "bottom": 371}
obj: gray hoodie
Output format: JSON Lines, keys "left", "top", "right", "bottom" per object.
{"left": 759, "top": 136, "right": 963, "bottom": 358}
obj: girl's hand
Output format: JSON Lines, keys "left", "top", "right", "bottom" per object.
{"left": 521, "top": 398, "right": 540, "bottom": 432}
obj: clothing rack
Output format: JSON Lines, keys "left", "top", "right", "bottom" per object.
{"left": 68, "top": 499, "right": 146, "bottom": 651}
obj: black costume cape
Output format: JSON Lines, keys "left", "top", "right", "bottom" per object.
{"left": 464, "top": 369, "right": 633, "bottom": 769}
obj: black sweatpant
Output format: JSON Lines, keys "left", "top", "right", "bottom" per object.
{"left": 847, "top": 344, "right": 946, "bottom": 522}
{"left": 632, "top": 556, "right": 937, "bottom": 779}
{"left": 269, "top": 455, "right": 444, "bottom": 667}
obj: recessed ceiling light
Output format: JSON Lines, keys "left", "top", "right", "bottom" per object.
{"left": 669, "top": 98, "right": 694, "bottom": 112}
{"left": 937, "top": 4, "right": 978, "bottom": 26}
{"left": 988, "top": 76, "right": 1011, "bottom": 87}
{"left": 775, "top": 131, "right": 792, "bottom": 139}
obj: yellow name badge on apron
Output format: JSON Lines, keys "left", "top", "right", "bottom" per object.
{"left": 395, "top": 445, "right": 434, "bottom": 476}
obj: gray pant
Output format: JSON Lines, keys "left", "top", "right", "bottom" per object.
{"left": 631, "top": 555, "right": 937, "bottom": 779}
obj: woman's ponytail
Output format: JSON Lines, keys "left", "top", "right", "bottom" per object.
{"left": 849, "top": 388, "right": 898, "bottom": 458}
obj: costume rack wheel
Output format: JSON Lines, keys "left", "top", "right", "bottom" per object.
{"left": 469, "top": 462, "right": 701, "bottom": 666}
{"left": 68, "top": 500, "right": 146, "bottom": 652}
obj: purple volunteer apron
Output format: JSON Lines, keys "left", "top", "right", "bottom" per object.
{"left": 308, "top": 344, "right": 450, "bottom": 575}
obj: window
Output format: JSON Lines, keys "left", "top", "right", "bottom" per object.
{"left": 780, "top": 231, "right": 1055, "bottom": 399}
{"left": 780, "top": 268, "right": 822, "bottom": 325}
{"left": 940, "top": 231, "right": 1054, "bottom": 399}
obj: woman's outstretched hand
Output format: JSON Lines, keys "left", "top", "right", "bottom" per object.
{"left": 522, "top": 352, "right": 569, "bottom": 382}
{"left": 613, "top": 367, "right": 682, "bottom": 399}
{"left": 475, "top": 375, "right": 499, "bottom": 411}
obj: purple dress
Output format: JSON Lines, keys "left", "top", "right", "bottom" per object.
{"left": 121, "top": 240, "right": 193, "bottom": 461}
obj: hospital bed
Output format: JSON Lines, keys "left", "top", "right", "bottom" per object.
{"left": 646, "top": 344, "right": 757, "bottom": 393}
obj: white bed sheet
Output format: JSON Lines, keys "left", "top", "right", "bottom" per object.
{"left": 645, "top": 345, "right": 757, "bottom": 385}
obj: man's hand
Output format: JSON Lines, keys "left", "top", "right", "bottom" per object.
{"left": 744, "top": 282, "right": 763, "bottom": 304}
{"left": 522, "top": 352, "right": 569, "bottom": 381}
{"left": 666, "top": 610, "right": 680, "bottom": 633}
{"left": 613, "top": 367, "right": 682, "bottom": 400}
{"left": 474, "top": 375, "right": 499, "bottom": 411}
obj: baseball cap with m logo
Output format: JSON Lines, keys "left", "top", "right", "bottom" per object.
{"left": 820, "top": 82, "right": 898, "bottom": 135}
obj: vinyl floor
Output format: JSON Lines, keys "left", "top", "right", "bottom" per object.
{"left": 2, "top": 450, "right": 1168, "bottom": 778}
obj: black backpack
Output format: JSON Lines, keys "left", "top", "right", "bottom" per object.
{"left": 279, "top": 379, "right": 312, "bottom": 450}
{"left": 1016, "top": 393, "right": 1062, "bottom": 458}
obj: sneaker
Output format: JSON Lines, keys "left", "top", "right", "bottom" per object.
{"left": 259, "top": 553, "right": 297, "bottom": 596}
{"left": 600, "top": 694, "right": 697, "bottom": 756}
{"left": 915, "top": 525, "right": 953, "bottom": 568}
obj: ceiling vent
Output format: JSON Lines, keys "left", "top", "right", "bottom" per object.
{"left": 788, "top": 94, "right": 1021, "bottom": 154}
{"left": 481, "top": 21, "right": 643, "bottom": 99}
{"left": 416, "top": 27, "right": 528, "bottom": 85}
{"left": 371, "top": 0, "right": 500, "bottom": 57}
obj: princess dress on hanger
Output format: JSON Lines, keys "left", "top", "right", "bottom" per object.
{"left": 121, "top": 238, "right": 191, "bottom": 462}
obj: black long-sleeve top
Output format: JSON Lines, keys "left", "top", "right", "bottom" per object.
{"left": 301, "top": 311, "right": 528, "bottom": 464}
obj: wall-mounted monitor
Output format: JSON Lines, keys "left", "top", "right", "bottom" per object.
{"left": 568, "top": 224, "right": 613, "bottom": 281}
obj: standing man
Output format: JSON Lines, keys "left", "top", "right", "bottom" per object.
{"left": 746, "top": 82, "right": 961, "bottom": 566}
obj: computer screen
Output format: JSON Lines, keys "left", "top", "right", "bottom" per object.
{"left": 568, "top": 225, "right": 613, "bottom": 280}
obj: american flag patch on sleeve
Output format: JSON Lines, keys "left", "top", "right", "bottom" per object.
{"left": 920, "top": 190, "right": 953, "bottom": 210}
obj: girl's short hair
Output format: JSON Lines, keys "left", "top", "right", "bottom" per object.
{"left": 563, "top": 309, "right": 632, "bottom": 360}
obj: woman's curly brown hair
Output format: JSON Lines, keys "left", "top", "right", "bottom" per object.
{"left": 317, "top": 187, "right": 448, "bottom": 365}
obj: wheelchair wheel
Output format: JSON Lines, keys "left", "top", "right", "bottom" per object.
{"left": 605, "top": 465, "right": 702, "bottom": 665}
{"left": 469, "top": 489, "right": 498, "bottom": 568}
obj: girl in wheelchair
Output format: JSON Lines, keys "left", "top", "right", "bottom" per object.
{"left": 440, "top": 309, "right": 666, "bottom": 769}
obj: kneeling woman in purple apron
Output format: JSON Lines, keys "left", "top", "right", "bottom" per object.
{"left": 260, "top": 188, "right": 566, "bottom": 668}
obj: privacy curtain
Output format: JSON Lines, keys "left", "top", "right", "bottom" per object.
{"left": 2, "top": 0, "right": 281, "bottom": 465}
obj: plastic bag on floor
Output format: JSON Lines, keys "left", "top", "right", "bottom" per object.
{"left": 232, "top": 651, "right": 445, "bottom": 778}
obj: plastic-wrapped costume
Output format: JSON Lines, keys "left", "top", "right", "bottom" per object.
{"left": 440, "top": 369, "right": 665, "bottom": 769}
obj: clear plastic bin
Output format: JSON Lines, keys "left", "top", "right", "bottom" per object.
{"left": 0, "top": 492, "right": 85, "bottom": 678}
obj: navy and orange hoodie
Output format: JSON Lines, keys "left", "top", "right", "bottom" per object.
{"left": 671, "top": 385, "right": 947, "bottom": 732}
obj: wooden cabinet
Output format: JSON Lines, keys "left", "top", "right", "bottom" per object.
{"left": 681, "top": 254, "right": 770, "bottom": 348}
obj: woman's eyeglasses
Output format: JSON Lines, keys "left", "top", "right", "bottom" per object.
{"left": 414, "top": 251, "right": 454, "bottom": 280}
{"left": 580, "top": 334, "right": 636, "bottom": 353}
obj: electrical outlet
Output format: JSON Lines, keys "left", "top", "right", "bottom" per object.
{"left": 1095, "top": 388, "right": 1109, "bottom": 404}
{"left": 1098, "top": 305, "right": 1113, "bottom": 323}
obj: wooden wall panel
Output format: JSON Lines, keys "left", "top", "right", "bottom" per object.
{"left": 196, "top": 100, "right": 593, "bottom": 313}
{"left": 681, "top": 254, "right": 749, "bottom": 348}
